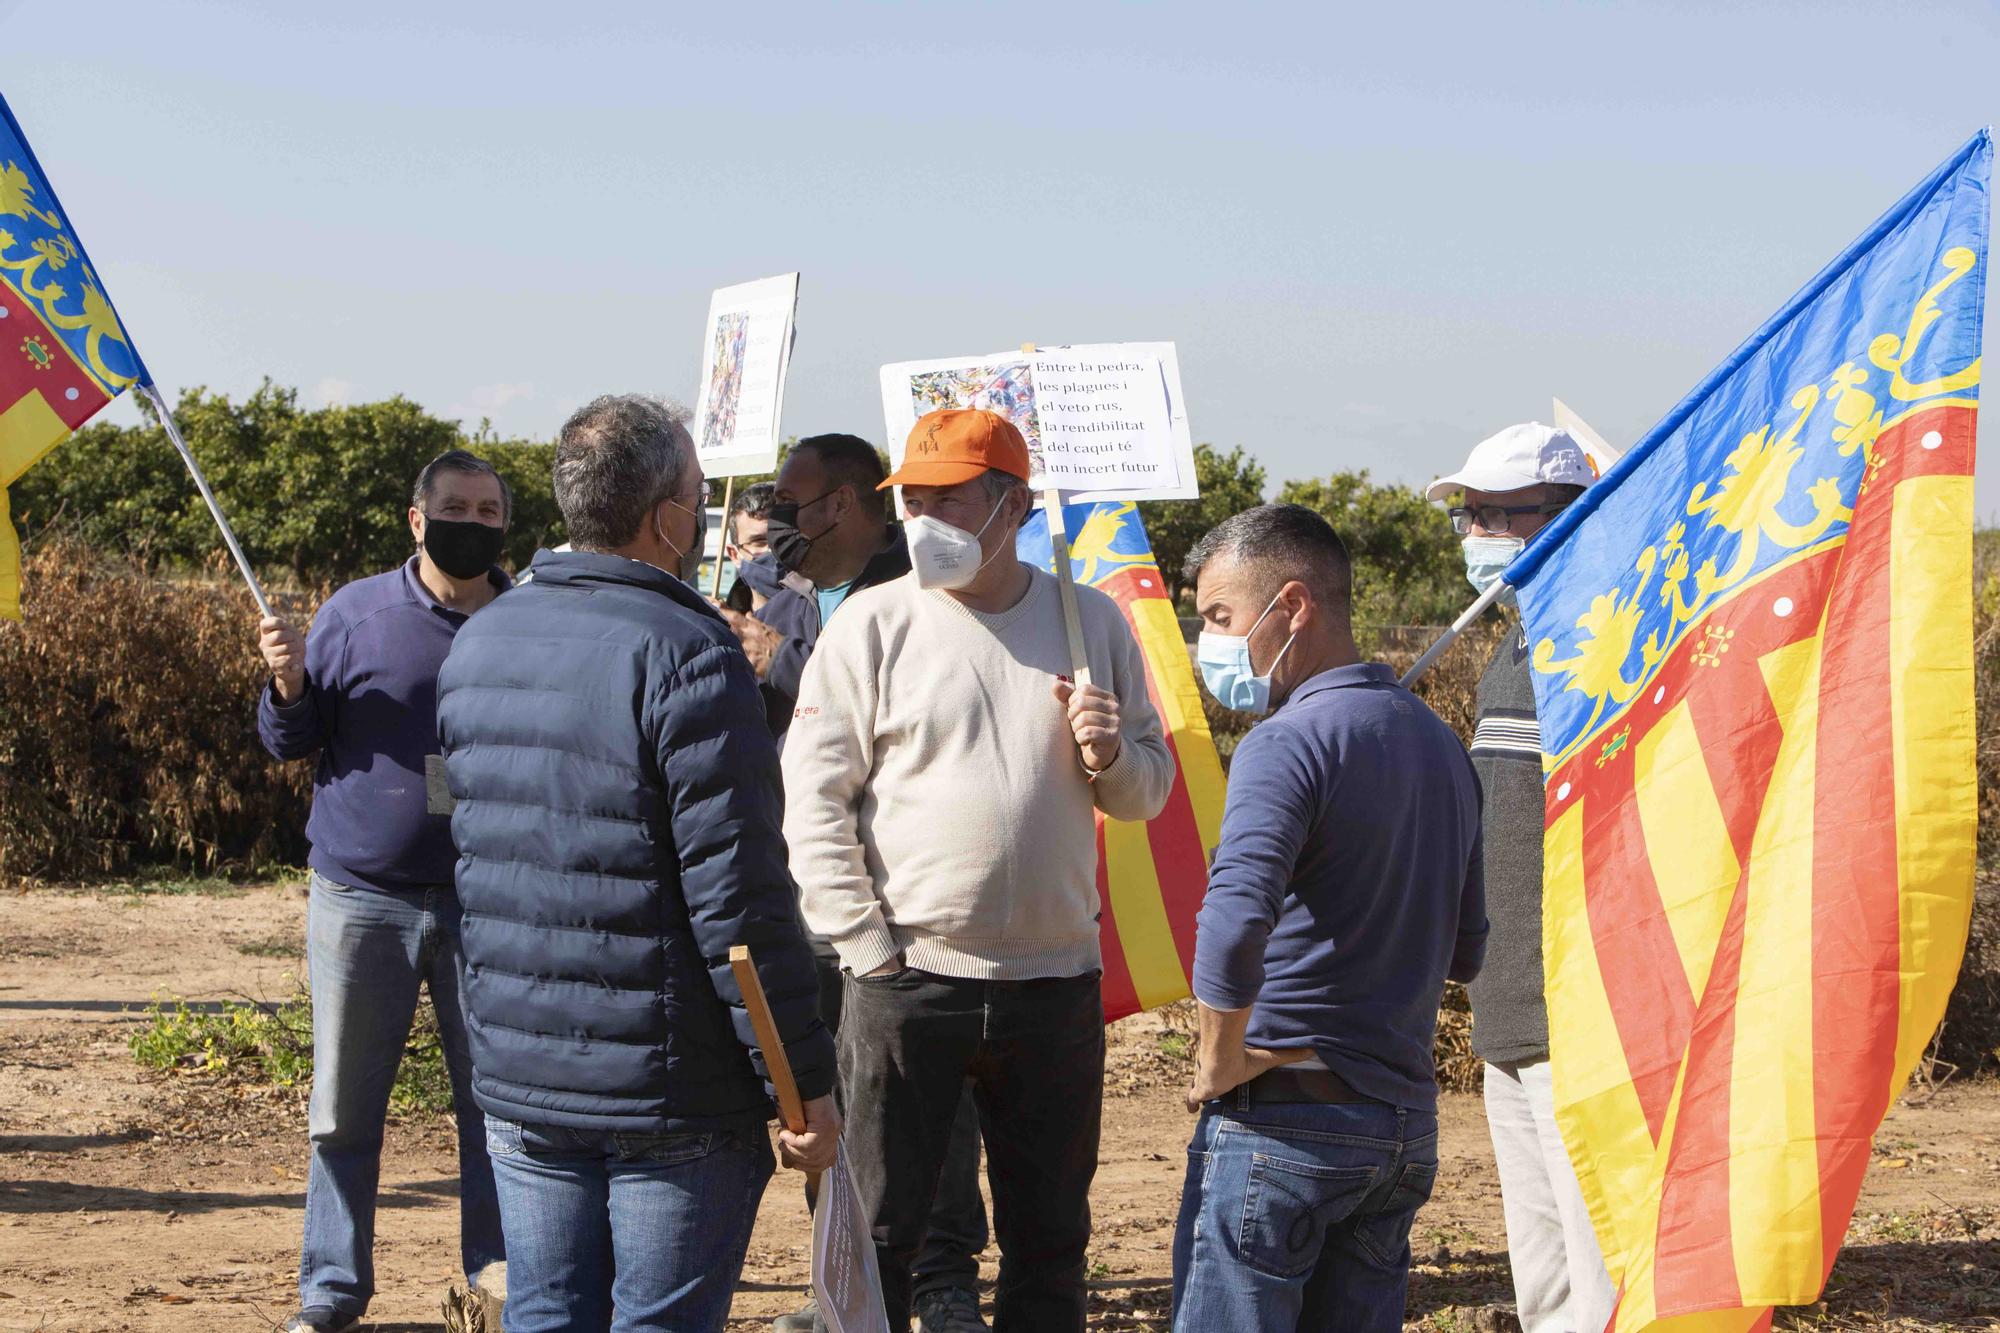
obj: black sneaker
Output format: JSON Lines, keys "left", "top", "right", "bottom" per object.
{"left": 282, "top": 1309, "right": 360, "bottom": 1333}
{"left": 913, "top": 1287, "right": 989, "bottom": 1333}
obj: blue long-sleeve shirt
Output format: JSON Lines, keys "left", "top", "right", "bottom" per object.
{"left": 1192, "top": 662, "right": 1487, "bottom": 1109}
{"left": 256, "top": 556, "right": 510, "bottom": 892}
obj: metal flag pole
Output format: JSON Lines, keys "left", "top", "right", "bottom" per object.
{"left": 137, "top": 381, "right": 272, "bottom": 618}
{"left": 1398, "top": 579, "right": 1507, "bottom": 689}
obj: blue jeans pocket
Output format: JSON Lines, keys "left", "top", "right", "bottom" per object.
{"left": 484, "top": 1116, "right": 524, "bottom": 1156}
{"left": 1239, "top": 1152, "right": 1379, "bottom": 1279}
{"left": 1356, "top": 1158, "right": 1438, "bottom": 1266}
{"left": 614, "top": 1130, "right": 718, "bottom": 1166}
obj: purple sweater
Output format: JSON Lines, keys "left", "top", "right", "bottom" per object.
{"left": 256, "top": 557, "right": 510, "bottom": 892}
{"left": 1193, "top": 663, "right": 1488, "bottom": 1109}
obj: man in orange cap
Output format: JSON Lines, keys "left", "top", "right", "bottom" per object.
{"left": 782, "top": 408, "right": 1176, "bottom": 1331}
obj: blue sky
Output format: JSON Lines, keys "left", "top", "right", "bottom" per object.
{"left": 15, "top": 1, "right": 2000, "bottom": 514}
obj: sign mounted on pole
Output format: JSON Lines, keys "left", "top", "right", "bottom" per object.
{"left": 879, "top": 342, "right": 1196, "bottom": 501}
{"left": 694, "top": 272, "right": 799, "bottom": 479}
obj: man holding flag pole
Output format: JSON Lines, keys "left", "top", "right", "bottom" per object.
{"left": 1424, "top": 423, "right": 1614, "bottom": 1333}
{"left": 0, "top": 90, "right": 510, "bottom": 1330}
{"left": 1403, "top": 128, "right": 1989, "bottom": 1333}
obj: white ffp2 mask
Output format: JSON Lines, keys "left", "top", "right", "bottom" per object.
{"left": 907, "top": 505, "right": 1003, "bottom": 590}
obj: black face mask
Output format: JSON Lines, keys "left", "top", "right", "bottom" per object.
{"left": 422, "top": 516, "right": 506, "bottom": 581}
{"left": 764, "top": 487, "right": 844, "bottom": 575}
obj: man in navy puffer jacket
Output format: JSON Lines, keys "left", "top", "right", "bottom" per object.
{"left": 437, "top": 393, "right": 839, "bottom": 1333}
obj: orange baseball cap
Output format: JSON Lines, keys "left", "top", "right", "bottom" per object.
{"left": 880, "top": 408, "right": 1032, "bottom": 490}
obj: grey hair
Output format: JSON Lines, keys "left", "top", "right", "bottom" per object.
{"left": 413, "top": 449, "right": 512, "bottom": 524}
{"left": 978, "top": 468, "right": 1030, "bottom": 529}
{"left": 553, "top": 394, "right": 694, "bottom": 551}
{"left": 1184, "top": 503, "right": 1353, "bottom": 617}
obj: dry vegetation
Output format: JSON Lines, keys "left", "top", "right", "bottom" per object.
{"left": 0, "top": 541, "right": 315, "bottom": 881}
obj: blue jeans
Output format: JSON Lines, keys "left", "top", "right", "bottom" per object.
{"left": 485, "top": 1116, "right": 775, "bottom": 1333}
{"left": 299, "top": 872, "right": 503, "bottom": 1313}
{"left": 1171, "top": 1094, "right": 1439, "bottom": 1332}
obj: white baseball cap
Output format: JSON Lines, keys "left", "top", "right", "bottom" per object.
{"left": 1425, "top": 422, "right": 1600, "bottom": 500}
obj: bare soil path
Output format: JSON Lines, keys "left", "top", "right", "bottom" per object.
{"left": 2, "top": 883, "right": 1994, "bottom": 1331}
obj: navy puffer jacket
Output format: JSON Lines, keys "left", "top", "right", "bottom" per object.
{"left": 436, "top": 548, "right": 834, "bottom": 1133}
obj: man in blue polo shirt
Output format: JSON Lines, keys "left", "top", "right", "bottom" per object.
{"left": 1171, "top": 504, "right": 1487, "bottom": 1333}
{"left": 255, "top": 449, "right": 512, "bottom": 1333}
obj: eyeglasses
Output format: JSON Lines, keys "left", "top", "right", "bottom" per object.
{"left": 689, "top": 480, "right": 713, "bottom": 507}
{"left": 1448, "top": 502, "right": 1569, "bottom": 535}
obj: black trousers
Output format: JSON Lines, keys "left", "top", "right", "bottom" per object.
{"left": 811, "top": 944, "right": 987, "bottom": 1300}
{"left": 838, "top": 966, "right": 1104, "bottom": 1332}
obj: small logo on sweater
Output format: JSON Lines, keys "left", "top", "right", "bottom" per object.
{"left": 794, "top": 705, "right": 819, "bottom": 719}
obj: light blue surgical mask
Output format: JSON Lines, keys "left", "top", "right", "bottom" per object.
{"left": 1462, "top": 535, "right": 1524, "bottom": 595}
{"left": 1196, "top": 593, "right": 1296, "bottom": 715}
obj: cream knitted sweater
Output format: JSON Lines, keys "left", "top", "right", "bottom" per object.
{"left": 781, "top": 564, "right": 1175, "bottom": 980}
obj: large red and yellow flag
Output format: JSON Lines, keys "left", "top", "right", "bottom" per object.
{"left": 1019, "top": 500, "right": 1226, "bottom": 1021}
{"left": 1502, "top": 131, "right": 1989, "bottom": 1331}
{"left": 0, "top": 95, "right": 145, "bottom": 619}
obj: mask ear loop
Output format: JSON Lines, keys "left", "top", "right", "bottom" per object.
{"left": 967, "top": 494, "right": 1011, "bottom": 578}
{"left": 1245, "top": 589, "right": 1299, "bottom": 680}
{"left": 656, "top": 500, "right": 701, "bottom": 568}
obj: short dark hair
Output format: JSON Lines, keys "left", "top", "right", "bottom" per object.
{"left": 553, "top": 394, "right": 693, "bottom": 551}
{"left": 795, "top": 433, "right": 888, "bottom": 515}
{"left": 1184, "top": 503, "right": 1353, "bottom": 618}
{"left": 730, "top": 480, "right": 776, "bottom": 522}
{"left": 413, "top": 449, "right": 511, "bottom": 524}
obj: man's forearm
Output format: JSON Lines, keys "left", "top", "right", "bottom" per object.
{"left": 1187, "top": 998, "right": 1314, "bottom": 1110}
{"left": 1196, "top": 999, "right": 1254, "bottom": 1073}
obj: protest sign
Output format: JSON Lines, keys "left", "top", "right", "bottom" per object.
{"left": 878, "top": 342, "right": 1197, "bottom": 500}
{"left": 694, "top": 273, "right": 799, "bottom": 478}
{"left": 809, "top": 1149, "right": 888, "bottom": 1333}
{"left": 728, "top": 946, "right": 889, "bottom": 1333}
{"left": 1551, "top": 397, "right": 1623, "bottom": 474}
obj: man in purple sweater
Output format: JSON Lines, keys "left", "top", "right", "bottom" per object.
{"left": 1172, "top": 504, "right": 1486, "bottom": 1333}
{"left": 255, "top": 449, "right": 512, "bottom": 1333}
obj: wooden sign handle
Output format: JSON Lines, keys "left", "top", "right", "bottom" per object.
{"left": 1020, "top": 343, "right": 1094, "bottom": 690}
{"left": 729, "top": 944, "right": 807, "bottom": 1134}
{"left": 1043, "top": 488, "right": 1094, "bottom": 690}
{"left": 710, "top": 475, "right": 737, "bottom": 600}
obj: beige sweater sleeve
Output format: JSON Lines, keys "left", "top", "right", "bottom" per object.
{"left": 1083, "top": 589, "right": 1176, "bottom": 824}
{"left": 779, "top": 615, "right": 901, "bottom": 976}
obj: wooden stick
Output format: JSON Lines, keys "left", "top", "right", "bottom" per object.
{"left": 710, "top": 475, "right": 737, "bottom": 600}
{"left": 1043, "top": 488, "right": 1093, "bottom": 689}
{"left": 729, "top": 944, "right": 806, "bottom": 1134}
{"left": 1020, "top": 342, "right": 1093, "bottom": 690}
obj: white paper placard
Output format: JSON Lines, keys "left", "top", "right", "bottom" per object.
{"left": 693, "top": 272, "right": 799, "bottom": 478}
{"left": 878, "top": 342, "right": 1197, "bottom": 501}
{"left": 812, "top": 1147, "right": 889, "bottom": 1333}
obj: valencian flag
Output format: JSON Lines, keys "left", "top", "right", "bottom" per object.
{"left": 1502, "top": 131, "right": 1988, "bottom": 1331}
{"left": 1018, "top": 501, "right": 1226, "bottom": 1021}
{"left": 0, "top": 96, "right": 145, "bottom": 619}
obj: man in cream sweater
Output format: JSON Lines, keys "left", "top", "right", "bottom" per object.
{"left": 783, "top": 408, "right": 1174, "bottom": 1332}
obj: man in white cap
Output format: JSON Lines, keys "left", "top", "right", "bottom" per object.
{"left": 1426, "top": 422, "right": 1615, "bottom": 1333}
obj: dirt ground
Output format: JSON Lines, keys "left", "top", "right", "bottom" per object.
{"left": 1, "top": 882, "right": 1995, "bottom": 1332}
